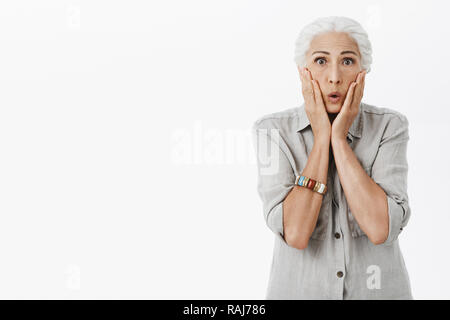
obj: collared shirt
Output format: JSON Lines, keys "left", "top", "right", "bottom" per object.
{"left": 252, "top": 101, "right": 412, "bottom": 299}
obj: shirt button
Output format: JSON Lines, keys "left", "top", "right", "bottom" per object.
{"left": 334, "top": 232, "right": 341, "bottom": 239}
{"left": 337, "top": 271, "right": 344, "bottom": 278}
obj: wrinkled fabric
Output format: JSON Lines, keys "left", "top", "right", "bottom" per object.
{"left": 252, "top": 102, "right": 412, "bottom": 299}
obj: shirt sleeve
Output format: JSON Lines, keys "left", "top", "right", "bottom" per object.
{"left": 252, "top": 121, "right": 296, "bottom": 243}
{"left": 371, "top": 114, "right": 411, "bottom": 246}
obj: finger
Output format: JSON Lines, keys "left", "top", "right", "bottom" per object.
{"left": 361, "top": 70, "right": 366, "bottom": 94}
{"left": 304, "top": 68, "right": 317, "bottom": 103}
{"left": 342, "top": 82, "right": 357, "bottom": 112}
{"left": 305, "top": 68, "right": 314, "bottom": 82}
{"left": 311, "top": 79, "right": 325, "bottom": 108}
{"left": 300, "top": 68, "right": 315, "bottom": 105}
{"left": 300, "top": 67, "right": 311, "bottom": 83}
{"left": 359, "top": 72, "right": 365, "bottom": 100}
{"left": 350, "top": 71, "right": 362, "bottom": 105}
{"left": 354, "top": 70, "right": 366, "bottom": 103}
{"left": 299, "top": 67, "right": 308, "bottom": 87}
{"left": 356, "top": 70, "right": 363, "bottom": 84}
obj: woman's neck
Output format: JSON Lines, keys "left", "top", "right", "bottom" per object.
{"left": 328, "top": 112, "right": 338, "bottom": 124}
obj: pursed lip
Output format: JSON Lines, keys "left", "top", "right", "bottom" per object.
{"left": 327, "top": 91, "right": 342, "bottom": 98}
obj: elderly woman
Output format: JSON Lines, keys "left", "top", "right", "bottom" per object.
{"left": 252, "top": 16, "right": 412, "bottom": 299}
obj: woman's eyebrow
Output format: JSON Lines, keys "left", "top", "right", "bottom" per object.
{"left": 312, "top": 50, "right": 358, "bottom": 56}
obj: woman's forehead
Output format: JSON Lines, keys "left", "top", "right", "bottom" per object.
{"left": 309, "top": 32, "right": 360, "bottom": 55}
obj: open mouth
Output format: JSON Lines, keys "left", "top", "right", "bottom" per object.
{"left": 327, "top": 93, "right": 341, "bottom": 103}
{"left": 328, "top": 92, "right": 341, "bottom": 98}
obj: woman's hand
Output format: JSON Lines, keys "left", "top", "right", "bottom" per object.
{"left": 299, "top": 67, "right": 331, "bottom": 142}
{"left": 331, "top": 70, "right": 366, "bottom": 141}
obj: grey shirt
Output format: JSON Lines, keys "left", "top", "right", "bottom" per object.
{"left": 252, "top": 101, "right": 412, "bottom": 299}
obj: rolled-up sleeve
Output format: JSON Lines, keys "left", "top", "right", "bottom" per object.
{"left": 252, "top": 121, "right": 295, "bottom": 242}
{"left": 371, "top": 114, "right": 411, "bottom": 246}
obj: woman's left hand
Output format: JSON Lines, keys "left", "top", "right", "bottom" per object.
{"left": 331, "top": 70, "right": 366, "bottom": 141}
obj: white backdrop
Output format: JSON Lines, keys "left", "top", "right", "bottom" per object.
{"left": 0, "top": 0, "right": 449, "bottom": 299}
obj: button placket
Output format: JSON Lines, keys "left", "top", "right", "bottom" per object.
{"left": 331, "top": 158, "right": 340, "bottom": 208}
{"left": 331, "top": 159, "right": 345, "bottom": 299}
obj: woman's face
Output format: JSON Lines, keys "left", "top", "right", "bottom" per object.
{"left": 298, "top": 31, "right": 363, "bottom": 114}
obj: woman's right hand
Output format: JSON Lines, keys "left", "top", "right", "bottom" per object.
{"left": 298, "top": 67, "right": 331, "bottom": 142}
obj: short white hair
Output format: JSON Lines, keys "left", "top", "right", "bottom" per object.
{"left": 293, "top": 16, "right": 373, "bottom": 73}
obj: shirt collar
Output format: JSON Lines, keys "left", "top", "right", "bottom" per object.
{"left": 296, "top": 102, "right": 364, "bottom": 141}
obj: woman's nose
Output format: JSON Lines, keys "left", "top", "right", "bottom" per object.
{"left": 328, "top": 69, "right": 342, "bottom": 84}
{"left": 328, "top": 76, "right": 341, "bottom": 84}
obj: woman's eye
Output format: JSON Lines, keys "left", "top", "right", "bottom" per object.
{"left": 315, "top": 57, "right": 326, "bottom": 65}
{"left": 314, "top": 57, "right": 355, "bottom": 66}
{"left": 343, "top": 58, "right": 354, "bottom": 65}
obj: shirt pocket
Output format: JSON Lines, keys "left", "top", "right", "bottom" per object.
{"left": 347, "top": 165, "right": 372, "bottom": 238}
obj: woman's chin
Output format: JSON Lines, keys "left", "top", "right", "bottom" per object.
{"left": 325, "top": 102, "right": 342, "bottom": 114}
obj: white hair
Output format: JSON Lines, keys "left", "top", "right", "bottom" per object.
{"left": 293, "top": 16, "right": 373, "bottom": 73}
